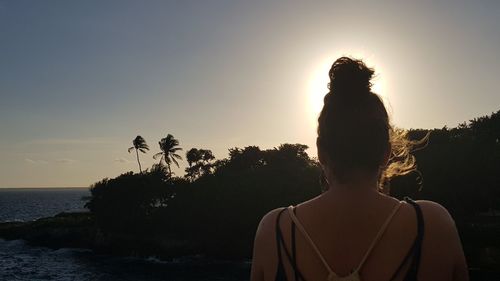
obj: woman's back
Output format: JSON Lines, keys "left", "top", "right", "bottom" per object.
{"left": 251, "top": 189, "right": 468, "bottom": 281}
{"left": 250, "top": 57, "right": 468, "bottom": 281}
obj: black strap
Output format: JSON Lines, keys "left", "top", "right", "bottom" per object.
{"left": 277, "top": 199, "right": 424, "bottom": 281}
{"left": 388, "top": 235, "right": 419, "bottom": 280}
{"left": 389, "top": 197, "right": 424, "bottom": 281}
{"left": 275, "top": 207, "right": 307, "bottom": 281}
{"left": 275, "top": 208, "right": 288, "bottom": 280}
{"left": 405, "top": 197, "right": 424, "bottom": 280}
{"left": 291, "top": 207, "right": 298, "bottom": 281}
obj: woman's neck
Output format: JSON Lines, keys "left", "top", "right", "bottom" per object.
{"left": 322, "top": 176, "right": 382, "bottom": 202}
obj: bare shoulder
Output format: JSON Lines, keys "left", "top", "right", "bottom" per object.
{"left": 251, "top": 208, "right": 286, "bottom": 281}
{"left": 255, "top": 207, "right": 286, "bottom": 240}
{"left": 414, "top": 200, "right": 456, "bottom": 228}
{"left": 413, "top": 200, "right": 459, "bottom": 245}
{"left": 253, "top": 207, "right": 288, "bottom": 256}
{"left": 414, "top": 200, "right": 468, "bottom": 279}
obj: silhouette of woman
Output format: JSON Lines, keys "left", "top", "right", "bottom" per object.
{"left": 250, "top": 57, "right": 468, "bottom": 281}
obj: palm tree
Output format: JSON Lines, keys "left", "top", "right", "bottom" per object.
{"left": 128, "top": 135, "right": 149, "bottom": 173}
{"left": 153, "top": 134, "right": 182, "bottom": 175}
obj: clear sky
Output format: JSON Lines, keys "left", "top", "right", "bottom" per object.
{"left": 1, "top": 0, "right": 499, "bottom": 187}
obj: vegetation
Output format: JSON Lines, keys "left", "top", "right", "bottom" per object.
{"left": 185, "top": 148, "right": 215, "bottom": 182}
{"left": 86, "top": 142, "right": 320, "bottom": 257}
{"left": 80, "top": 109, "right": 500, "bottom": 273}
{"left": 128, "top": 135, "right": 149, "bottom": 173}
{"left": 153, "top": 134, "right": 183, "bottom": 176}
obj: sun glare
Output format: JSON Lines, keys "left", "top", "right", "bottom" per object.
{"left": 307, "top": 54, "right": 387, "bottom": 127}
{"left": 307, "top": 59, "right": 331, "bottom": 119}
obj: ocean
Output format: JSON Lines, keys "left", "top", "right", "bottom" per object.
{"left": 0, "top": 188, "right": 250, "bottom": 281}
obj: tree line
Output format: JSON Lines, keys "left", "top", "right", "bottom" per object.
{"left": 85, "top": 110, "right": 500, "bottom": 266}
{"left": 127, "top": 133, "right": 216, "bottom": 181}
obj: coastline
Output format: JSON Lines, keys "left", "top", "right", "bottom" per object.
{"left": 0, "top": 212, "right": 202, "bottom": 261}
{"left": 1, "top": 212, "right": 500, "bottom": 280}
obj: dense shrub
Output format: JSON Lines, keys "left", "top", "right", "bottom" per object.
{"left": 86, "top": 110, "right": 500, "bottom": 260}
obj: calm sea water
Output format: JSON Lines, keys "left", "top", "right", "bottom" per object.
{"left": 0, "top": 188, "right": 249, "bottom": 281}
{"left": 0, "top": 188, "right": 89, "bottom": 222}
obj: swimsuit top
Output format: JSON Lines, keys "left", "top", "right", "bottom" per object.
{"left": 274, "top": 197, "right": 424, "bottom": 281}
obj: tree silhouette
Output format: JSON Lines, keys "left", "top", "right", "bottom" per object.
{"left": 128, "top": 135, "right": 149, "bottom": 173}
{"left": 153, "top": 134, "right": 183, "bottom": 175}
{"left": 85, "top": 110, "right": 500, "bottom": 271}
{"left": 185, "top": 148, "right": 215, "bottom": 181}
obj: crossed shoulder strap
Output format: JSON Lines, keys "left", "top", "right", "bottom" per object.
{"left": 287, "top": 201, "right": 403, "bottom": 281}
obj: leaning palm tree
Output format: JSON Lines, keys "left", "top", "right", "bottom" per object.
{"left": 153, "top": 134, "right": 182, "bottom": 175}
{"left": 128, "top": 135, "right": 149, "bottom": 173}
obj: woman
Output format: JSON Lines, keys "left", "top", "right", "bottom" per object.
{"left": 250, "top": 57, "right": 468, "bottom": 281}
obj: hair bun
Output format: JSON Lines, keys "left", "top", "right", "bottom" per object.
{"left": 328, "top": 57, "right": 374, "bottom": 97}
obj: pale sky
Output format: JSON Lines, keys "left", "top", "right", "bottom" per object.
{"left": 1, "top": 0, "right": 499, "bottom": 187}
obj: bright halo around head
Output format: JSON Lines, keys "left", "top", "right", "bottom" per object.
{"left": 307, "top": 55, "right": 387, "bottom": 125}
{"left": 307, "top": 59, "right": 332, "bottom": 122}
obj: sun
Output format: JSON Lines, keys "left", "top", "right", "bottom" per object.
{"left": 307, "top": 59, "right": 332, "bottom": 119}
{"left": 306, "top": 55, "right": 387, "bottom": 126}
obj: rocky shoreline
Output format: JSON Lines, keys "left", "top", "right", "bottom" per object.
{"left": 0, "top": 212, "right": 195, "bottom": 260}
{"left": 2, "top": 212, "right": 500, "bottom": 280}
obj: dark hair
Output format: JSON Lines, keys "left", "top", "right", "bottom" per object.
{"left": 317, "top": 57, "right": 423, "bottom": 188}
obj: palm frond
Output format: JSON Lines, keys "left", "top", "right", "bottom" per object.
{"left": 165, "top": 156, "right": 172, "bottom": 164}
{"left": 138, "top": 144, "right": 150, "bottom": 150}
{"left": 153, "top": 152, "right": 163, "bottom": 159}
{"left": 171, "top": 156, "right": 179, "bottom": 168}
{"left": 131, "top": 135, "right": 150, "bottom": 156}
{"left": 157, "top": 134, "right": 183, "bottom": 169}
